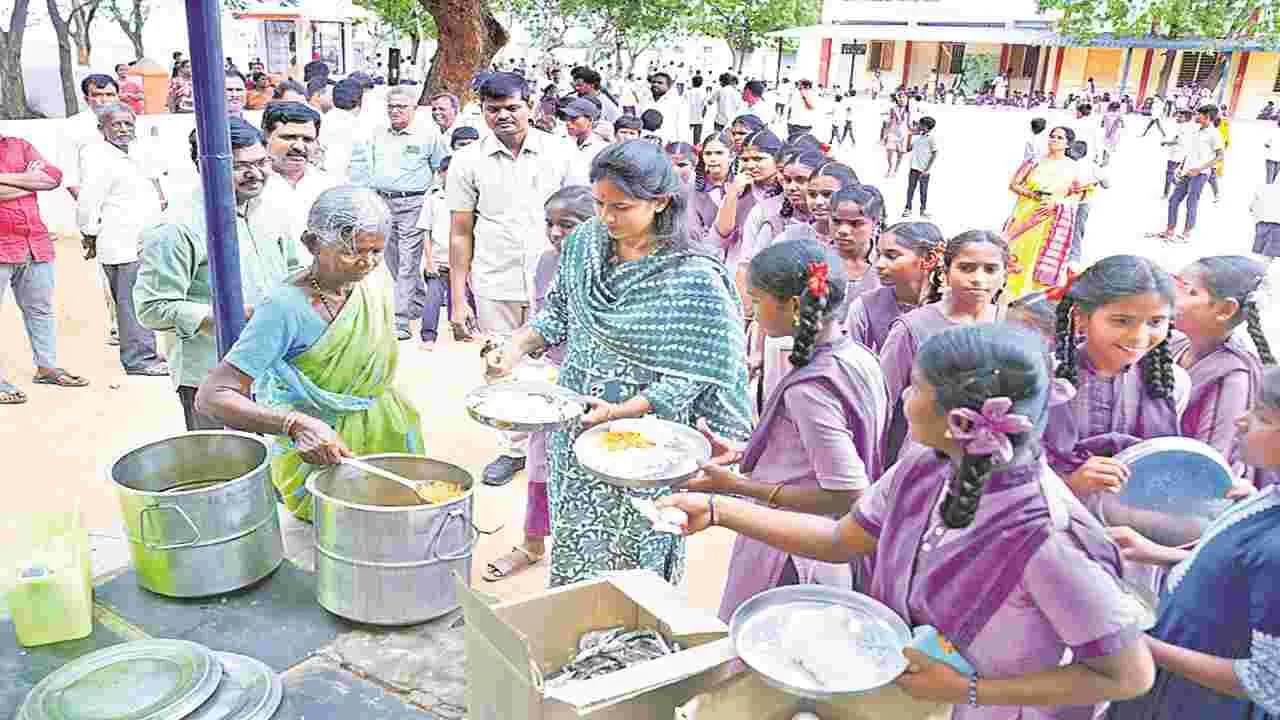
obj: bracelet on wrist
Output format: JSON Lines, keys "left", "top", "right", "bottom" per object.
{"left": 968, "top": 674, "right": 979, "bottom": 707}
{"left": 708, "top": 495, "right": 718, "bottom": 527}
{"left": 282, "top": 411, "right": 302, "bottom": 438}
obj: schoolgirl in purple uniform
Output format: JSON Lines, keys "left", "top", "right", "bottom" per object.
{"left": 1170, "top": 256, "right": 1274, "bottom": 484}
{"left": 881, "top": 231, "right": 1009, "bottom": 465}
{"left": 845, "top": 221, "right": 943, "bottom": 353}
{"left": 685, "top": 240, "right": 887, "bottom": 621}
{"left": 805, "top": 161, "right": 858, "bottom": 245}
{"left": 829, "top": 185, "right": 886, "bottom": 302}
{"left": 686, "top": 132, "right": 733, "bottom": 253}
{"left": 663, "top": 323, "right": 1156, "bottom": 719}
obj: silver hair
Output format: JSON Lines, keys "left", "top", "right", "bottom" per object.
{"left": 386, "top": 86, "right": 416, "bottom": 103}
{"left": 94, "top": 102, "right": 135, "bottom": 124}
{"left": 305, "top": 185, "right": 393, "bottom": 253}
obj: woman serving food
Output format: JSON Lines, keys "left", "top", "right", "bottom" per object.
{"left": 488, "top": 141, "right": 753, "bottom": 587}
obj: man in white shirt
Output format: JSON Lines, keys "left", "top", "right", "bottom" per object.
{"left": 261, "top": 102, "right": 338, "bottom": 250}
{"left": 571, "top": 67, "right": 622, "bottom": 124}
{"left": 1142, "top": 95, "right": 1167, "bottom": 138}
{"left": 429, "top": 92, "right": 462, "bottom": 136}
{"left": 741, "top": 80, "right": 774, "bottom": 127}
{"left": 62, "top": 74, "right": 122, "bottom": 201}
{"left": 319, "top": 78, "right": 365, "bottom": 180}
{"left": 1161, "top": 110, "right": 1193, "bottom": 197}
{"left": 77, "top": 103, "right": 168, "bottom": 376}
{"left": 640, "top": 72, "right": 688, "bottom": 143}
{"left": 561, "top": 97, "right": 607, "bottom": 186}
{"left": 711, "top": 73, "right": 742, "bottom": 131}
{"left": 1265, "top": 118, "right": 1280, "bottom": 185}
{"left": 448, "top": 71, "right": 573, "bottom": 486}
{"left": 787, "top": 79, "right": 822, "bottom": 138}
{"left": 685, "top": 75, "right": 709, "bottom": 144}
{"left": 1161, "top": 104, "right": 1225, "bottom": 242}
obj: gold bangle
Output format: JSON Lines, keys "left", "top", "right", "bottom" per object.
{"left": 605, "top": 404, "right": 615, "bottom": 421}
{"left": 766, "top": 484, "right": 785, "bottom": 508}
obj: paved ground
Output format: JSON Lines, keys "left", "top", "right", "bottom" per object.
{"left": 1, "top": 99, "right": 1275, "bottom": 713}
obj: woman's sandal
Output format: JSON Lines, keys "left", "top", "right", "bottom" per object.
{"left": 483, "top": 545, "right": 544, "bottom": 582}
{"left": 32, "top": 368, "right": 89, "bottom": 388}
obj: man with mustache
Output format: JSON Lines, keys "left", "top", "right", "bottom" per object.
{"left": 76, "top": 103, "right": 168, "bottom": 377}
{"left": 135, "top": 117, "right": 305, "bottom": 430}
{"left": 640, "top": 72, "right": 688, "bottom": 144}
{"left": 448, "top": 70, "right": 575, "bottom": 487}
{"left": 349, "top": 86, "right": 447, "bottom": 340}
{"left": 261, "top": 101, "right": 337, "bottom": 248}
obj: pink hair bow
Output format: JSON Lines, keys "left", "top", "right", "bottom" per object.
{"left": 947, "top": 397, "right": 1034, "bottom": 464}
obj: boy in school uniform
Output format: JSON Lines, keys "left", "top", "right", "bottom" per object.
{"left": 903, "top": 116, "right": 938, "bottom": 218}
{"left": 415, "top": 155, "right": 476, "bottom": 349}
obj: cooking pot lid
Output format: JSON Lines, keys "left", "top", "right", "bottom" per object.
{"left": 19, "top": 639, "right": 222, "bottom": 720}
{"left": 184, "top": 652, "right": 283, "bottom": 720}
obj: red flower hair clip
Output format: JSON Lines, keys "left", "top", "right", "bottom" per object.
{"left": 806, "top": 261, "right": 830, "bottom": 299}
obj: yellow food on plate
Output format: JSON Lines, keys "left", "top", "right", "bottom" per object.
{"left": 602, "top": 431, "right": 656, "bottom": 452}
{"left": 414, "top": 480, "right": 466, "bottom": 505}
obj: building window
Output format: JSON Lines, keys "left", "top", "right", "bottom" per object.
{"left": 1006, "top": 45, "right": 1040, "bottom": 79}
{"left": 1178, "top": 51, "right": 1222, "bottom": 86}
{"left": 868, "top": 40, "right": 895, "bottom": 71}
{"left": 312, "top": 21, "right": 345, "bottom": 74}
{"left": 1273, "top": 61, "right": 1280, "bottom": 92}
{"left": 1022, "top": 46, "right": 1041, "bottom": 80}
{"left": 936, "top": 43, "right": 965, "bottom": 74}
{"left": 261, "top": 20, "right": 294, "bottom": 74}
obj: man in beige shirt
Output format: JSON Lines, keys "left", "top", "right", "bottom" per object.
{"left": 448, "top": 71, "right": 573, "bottom": 485}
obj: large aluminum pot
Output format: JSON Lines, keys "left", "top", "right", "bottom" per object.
{"left": 109, "top": 431, "right": 283, "bottom": 597}
{"left": 306, "top": 454, "right": 477, "bottom": 625}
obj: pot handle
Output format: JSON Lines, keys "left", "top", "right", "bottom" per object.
{"left": 140, "top": 505, "right": 202, "bottom": 550}
{"left": 430, "top": 508, "right": 480, "bottom": 562}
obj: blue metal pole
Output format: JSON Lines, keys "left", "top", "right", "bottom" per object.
{"left": 1217, "top": 51, "right": 1233, "bottom": 106}
{"left": 185, "top": 0, "right": 245, "bottom": 357}
{"left": 1119, "top": 47, "right": 1133, "bottom": 96}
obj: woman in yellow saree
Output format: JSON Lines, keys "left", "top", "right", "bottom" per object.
{"left": 197, "top": 185, "right": 423, "bottom": 521}
{"left": 1003, "top": 126, "right": 1084, "bottom": 299}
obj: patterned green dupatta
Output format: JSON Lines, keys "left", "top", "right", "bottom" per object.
{"left": 563, "top": 219, "right": 753, "bottom": 439}
{"left": 269, "top": 272, "right": 424, "bottom": 521}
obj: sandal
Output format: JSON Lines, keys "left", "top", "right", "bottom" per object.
{"left": 32, "top": 368, "right": 89, "bottom": 388}
{"left": 483, "top": 545, "right": 544, "bottom": 582}
{"left": 125, "top": 363, "right": 169, "bottom": 377}
{"left": 0, "top": 381, "right": 27, "bottom": 405}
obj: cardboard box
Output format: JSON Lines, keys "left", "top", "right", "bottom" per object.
{"left": 457, "top": 570, "right": 736, "bottom": 720}
{"left": 676, "top": 670, "right": 953, "bottom": 720}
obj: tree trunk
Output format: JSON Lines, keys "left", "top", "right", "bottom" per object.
{"left": 1155, "top": 48, "right": 1177, "bottom": 97}
{"left": 70, "top": 2, "right": 99, "bottom": 66}
{"left": 410, "top": 34, "right": 422, "bottom": 73}
{"left": 421, "top": 0, "right": 508, "bottom": 101}
{"left": 0, "top": 0, "right": 32, "bottom": 119}
{"left": 47, "top": 0, "right": 81, "bottom": 117}
{"left": 112, "top": 0, "right": 146, "bottom": 60}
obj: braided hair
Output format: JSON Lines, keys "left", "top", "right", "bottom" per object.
{"left": 925, "top": 230, "right": 1011, "bottom": 304}
{"left": 1007, "top": 290, "right": 1061, "bottom": 345}
{"left": 779, "top": 150, "right": 825, "bottom": 219}
{"left": 1053, "top": 255, "right": 1177, "bottom": 399}
{"left": 1187, "top": 255, "right": 1275, "bottom": 365}
{"left": 918, "top": 324, "right": 1051, "bottom": 528}
{"left": 728, "top": 114, "right": 767, "bottom": 175}
{"left": 694, "top": 131, "right": 733, "bottom": 193}
{"left": 748, "top": 240, "right": 849, "bottom": 368}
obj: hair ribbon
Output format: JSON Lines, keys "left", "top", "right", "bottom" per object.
{"left": 806, "top": 261, "right": 830, "bottom": 299}
{"left": 946, "top": 397, "right": 1033, "bottom": 464}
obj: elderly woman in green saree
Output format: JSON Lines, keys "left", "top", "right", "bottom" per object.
{"left": 489, "top": 141, "right": 753, "bottom": 586}
{"left": 196, "top": 185, "right": 424, "bottom": 521}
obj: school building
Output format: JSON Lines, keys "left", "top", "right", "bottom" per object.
{"left": 774, "top": 0, "right": 1280, "bottom": 117}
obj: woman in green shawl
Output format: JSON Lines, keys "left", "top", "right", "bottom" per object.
{"left": 490, "top": 141, "right": 753, "bottom": 586}
{"left": 196, "top": 185, "right": 424, "bottom": 521}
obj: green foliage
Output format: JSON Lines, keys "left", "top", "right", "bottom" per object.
{"left": 352, "top": 0, "right": 436, "bottom": 41}
{"left": 958, "top": 52, "right": 997, "bottom": 95}
{"left": 1037, "top": 0, "right": 1280, "bottom": 42}
{"left": 691, "top": 0, "right": 816, "bottom": 61}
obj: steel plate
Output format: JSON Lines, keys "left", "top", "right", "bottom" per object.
{"left": 464, "top": 381, "right": 586, "bottom": 432}
{"left": 730, "top": 585, "right": 911, "bottom": 699}
{"left": 19, "top": 639, "right": 222, "bottom": 720}
{"left": 574, "top": 418, "right": 712, "bottom": 489}
{"left": 1101, "top": 438, "right": 1235, "bottom": 547}
{"left": 184, "top": 652, "right": 283, "bottom": 720}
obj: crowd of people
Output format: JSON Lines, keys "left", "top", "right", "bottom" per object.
{"left": 2, "top": 54, "right": 1280, "bottom": 719}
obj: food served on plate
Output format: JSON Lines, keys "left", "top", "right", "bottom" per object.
{"left": 468, "top": 387, "right": 583, "bottom": 426}
{"left": 603, "top": 431, "right": 656, "bottom": 452}
{"left": 782, "top": 606, "right": 882, "bottom": 689}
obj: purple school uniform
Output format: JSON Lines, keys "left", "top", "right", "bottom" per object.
{"left": 856, "top": 446, "right": 1140, "bottom": 720}
{"left": 1169, "top": 332, "right": 1263, "bottom": 483}
{"left": 718, "top": 337, "right": 888, "bottom": 621}
{"left": 845, "top": 285, "right": 916, "bottom": 354}
{"left": 711, "top": 185, "right": 767, "bottom": 265}
{"left": 1042, "top": 347, "right": 1184, "bottom": 479}
{"left": 845, "top": 268, "right": 881, "bottom": 303}
{"left": 880, "top": 304, "right": 958, "bottom": 465}
{"left": 524, "top": 248, "right": 562, "bottom": 538}
{"left": 687, "top": 185, "right": 726, "bottom": 255}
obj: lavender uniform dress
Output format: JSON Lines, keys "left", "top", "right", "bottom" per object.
{"left": 718, "top": 337, "right": 888, "bottom": 621}
{"left": 1043, "top": 346, "right": 1190, "bottom": 592}
{"left": 687, "top": 183, "right": 727, "bottom": 256}
{"left": 845, "top": 285, "right": 915, "bottom": 354}
{"left": 879, "top": 304, "right": 962, "bottom": 466}
{"left": 855, "top": 446, "right": 1142, "bottom": 720}
{"left": 1168, "top": 332, "right": 1266, "bottom": 486}
{"left": 522, "top": 248, "right": 564, "bottom": 539}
